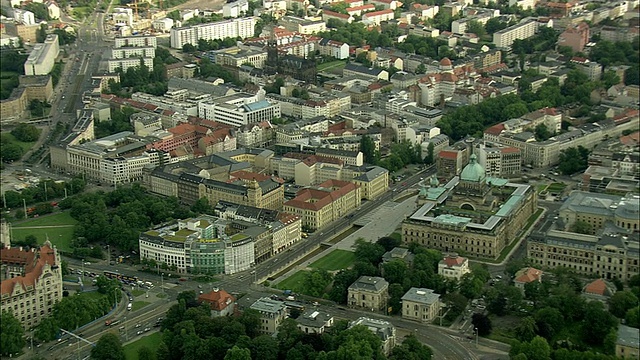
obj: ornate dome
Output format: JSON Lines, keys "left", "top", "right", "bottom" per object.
{"left": 440, "top": 57, "right": 452, "bottom": 67}
{"left": 460, "top": 154, "right": 485, "bottom": 182}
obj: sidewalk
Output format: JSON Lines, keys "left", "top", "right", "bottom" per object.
{"left": 274, "top": 195, "right": 418, "bottom": 285}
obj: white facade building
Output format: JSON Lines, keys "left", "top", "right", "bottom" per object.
{"left": 152, "top": 18, "right": 174, "bottom": 32}
{"left": 223, "top": 0, "right": 249, "bottom": 18}
{"left": 114, "top": 35, "right": 157, "bottom": 48}
{"left": 110, "top": 46, "right": 156, "bottom": 59}
{"left": 493, "top": 20, "right": 537, "bottom": 48}
{"left": 12, "top": 9, "right": 35, "bottom": 25}
{"left": 198, "top": 92, "right": 281, "bottom": 127}
{"left": 24, "top": 34, "right": 59, "bottom": 76}
{"left": 170, "top": 17, "right": 257, "bottom": 49}
{"left": 108, "top": 57, "right": 154, "bottom": 72}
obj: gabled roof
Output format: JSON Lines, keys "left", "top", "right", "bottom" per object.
{"left": 440, "top": 254, "right": 467, "bottom": 268}
{"left": 514, "top": 267, "right": 543, "bottom": 284}
{"left": 198, "top": 289, "right": 235, "bottom": 311}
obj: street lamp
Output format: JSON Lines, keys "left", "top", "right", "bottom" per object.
{"left": 81, "top": 259, "right": 85, "bottom": 284}
{"left": 475, "top": 327, "right": 478, "bottom": 346}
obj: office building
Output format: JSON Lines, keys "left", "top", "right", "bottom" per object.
{"left": 198, "top": 92, "right": 281, "bottom": 128}
{"left": 24, "top": 34, "right": 59, "bottom": 76}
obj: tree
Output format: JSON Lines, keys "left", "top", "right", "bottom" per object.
{"left": 389, "top": 334, "right": 433, "bottom": 360}
{"left": 570, "top": 220, "right": 591, "bottom": 234}
{"left": 302, "top": 269, "right": 333, "bottom": 297}
{"left": 0, "top": 310, "right": 25, "bottom": 356}
{"left": 91, "top": 333, "right": 125, "bottom": 360}
{"left": 415, "top": 63, "right": 426, "bottom": 74}
{"left": 1, "top": 143, "right": 23, "bottom": 162}
{"left": 137, "top": 346, "right": 157, "bottom": 360}
{"left": 581, "top": 301, "right": 617, "bottom": 345}
{"left": 485, "top": 18, "right": 507, "bottom": 34}
{"left": 602, "top": 70, "right": 621, "bottom": 88}
{"left": 511, "top": 336, "right": 551, "bottom": 360}
{"left": 608, "top": 291, "right": 639, "bottom": 318}
{"left": 224, "top": 345, "right": 252, "bottom": 360}
{"left": 11, "top": 122, "right": 40, "bottom": 142}
{"left": 382, "top": 260, "right": 408, "bottom": 285}
{"left": 424, "top": 142, "right": 434, "bottom": 165}
{"left": 36, "top": 23, "right": 47, "bottom": 43}
{"left": 354, "top": 239, "right": 386, "bottom": 265}
{"left": 515, "top": 316, "right": 538, "bottom": 342}
{"left": 459, "top": 274, "right": 484, "bottom": 300}
{"left": 377, "top": 236, "right": 401, "bottom": 252}
{"left": 625, "top": 307, "right": 640, "bottom": 328}
{"left": 359, "top": 135, "right": 378, "bottom": 165}
{"left": 250, "top": 335, "right": 278, "bottom": 360}
{"left": 558, "top": 146, "right": 589, "bottom": 175}
{"left": 467, "top": 20, "right": 486, "bottom": 37}
{"left": 534, "top": 123, "right": 552, "bottom": 141}
{"left": 471, "top": 313, "right": 492, "bottom": 336}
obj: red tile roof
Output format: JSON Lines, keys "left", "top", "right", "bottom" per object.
{"left": 364, "top": 9, "right": 394, "bottom": 17}
{"left": 284, "top": 180, "right": 358, "bottom": 211}
{"left": 438, "top": 150, "right": 459, "bottom": 160}
{"left": 484, "top": 123, "right": 505, "bottom": 136}
{"left": 441, "top": 255, "right": 467, "bottom": 267}
{"left": 514, "top": 267, "right": 542, "bottom": 284}
{"left": 500, "top": 147, "right": 520, "bottom": 154}
{"left": 583, "top": 278, "right": 608, "bottom": 296}
{"left": 323, "top": 10, "right": 350, "bottom": 19}
{"left": 0, "top": 244, "right": 57, "bottom": 295}
{"left": 198, "top": 289, "right": 235, "bottom": 312}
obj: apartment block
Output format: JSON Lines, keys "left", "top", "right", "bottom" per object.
{"left": 108, "top": 57, "right": 154, "bottom": 72}
{"left": 283, "top": 179, "right": 361, "bottom": 230}
{"left": 114, "top": 35, "right": 157, "bottom": 48}
{"left": 493, "top": 20, "right": 537, "bottom": 48}
{"left": 24, "top": 34, "right": 59, "bottom": 76}
{"left": 476, "top": 143, "right": 522, "bottom": 178}
{"left": 557, "top": 22, "right": 589, "bottom": 53}
{"left": 170, "top": 17, "right": 257, "bottom": 48}
{"left": 318, "top": 39, "right": 349, "bottom": 59}
{"left": 0, "top": 242, "right": 63, "bottom": 329}
{"left": 223, "top": 0, "right": 249, "bottom": 18}
{"left": 362, "top": 9, "right": 395, "bottom": 25}
{"left": 110, "top": 46, "right": 156, "bottom": 59}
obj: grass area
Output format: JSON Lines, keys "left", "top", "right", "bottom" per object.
{"left": 1, "top": 132, "right": 38, "bottom": 154}
{"left": 309, "top": 249, "right": 355, "bottom": 271}
{"left": 131, "top": 301, "right": 151, "bottom": 312}
{"left": 12, "top": 212, "right": 77, "bottom": 227}
{"left": 536, "top": 184, "right": 548, "bottom": 193}
{"left": 269, "top": 245, "right": 325, "bottom": 280}
{"left": 76, "top": 290, "right": 107, "bottom": 302}
{"left": 317, "top": 60, "right": 347, "bottom": 72}
{"left": 547, "top": 182, "right": 566, "bottom": 194}
{"left": 11, "top": 212, "right": 78, "bottom": 252}
{"left": 131, "top": 290, "right": 145, "bottom": 297}
{"left": 72, "top": 6, "right": 92, "bottom": 19}
{"left": 275, "top": 271, "right": 308, "bottom": 293}
{"left": 123, "top": 332, "right": 162, "bottom": 360}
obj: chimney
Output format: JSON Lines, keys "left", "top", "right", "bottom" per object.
{"left": 213, "top": 287, "right": 219, "bottom": 292}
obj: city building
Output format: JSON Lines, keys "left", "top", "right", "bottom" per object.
{"left": 315, "top": 148, "right": 363, "bottom": 166}
{"left": 50, "top": 131, "right": 169, "bottom": 186}
{"left": 0, "top": 75, "right": 53, "bottom": 120}
{"left": 348, "top": 317, "right": 396, "bottom": 356}
{"left": 403, "top": 155, "right": 538, "bottom": 259}
{"left": 296, "top": 309, "right": 334, "bottom": 334}
{"left": 236, "top": 121, "right": 275, "bottom": 148}
{"left": 223, "top": 0, "right": 249, "bottom": 18}
{"left": 110, "top": 46, "right": 155, "bottom": 59}
{"left": 616, "top": 324, "right": 640, "bottom": 359}
{"left": 513, "top": 267, "right": 543, "bottom": 291}
{"left": 401, "top": 287, "right": 441, "bottom": 323}
{"left": 493, "top": 20, "right": 537, "bottom": 48}
{"left": 24, "top": 34, "right": 59, "bottom": 76}
{"left": 283, "top": 179, "right": 361, "bottom": 230}
{"left": 476, "top": 143, "right": 522, "bottom": 178}
{"left": 362, "top": 9, "right": 395, "bottom": 25}
{"left": 527, "top": 192, "right": 640, "bottom": 281}
{"left": 4, "top": 22, "right": 39, "bottom": 43}
{"left": 0, "top": 242, "right": 63, "bottom": 329}
{"left": 250, "top": 297, "right": 287, "bottom": 334}
{"left": 170, "top": 17, "right": 257, "bottom": 48}
{"left": 198, "top": 288, "right": 236, "bottom": 317}
{"left": 114, "top": 35, "right": 157, "bottom": 48}
{"left": 198, "top": 92, "right": 281, "bottom": 128}
{"left": 11, "top": 9, "right": 35, "bottom": 25}
{"left": 212, "top": 46, "right": 268, "bottom": 69}
{"left": 347, "top": 276, "right": 389, "bottom": 311}
{"left": 438, "top": 253, "right": 470, "bottom": 280}
{"left": 343, "top": 63, "right": 389, "bottom": 81}
{"left": 138, "top": 216, "right": 256, "bottom": 274}
{"left": 381, "top": 247, "right": 414, "bottom": 267}
{"left": 557, "top": 22, "right": 589, "bottom": 53}
{"left": 107, "top": 57, "right": 154, "bottom": 72}
{"left": 582, "top": 278, "right": 616, "bottom": 302}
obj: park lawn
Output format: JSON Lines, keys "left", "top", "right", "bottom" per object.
{"left": 275, "top": 271, "right": 308, "bottom": 294}
{"left": 547, "top": 182, "right": 566, "bottom": 193}
{"left": 11, "top": 226, "right": 75, "bottom": 252}
{"left": 123, "top": 332, "right": 163, "bottom": 360}
{"left": 318, "top": 60, "right": 346, "bottom": 72}
{"left": 1, "top": 132, "right": 37, "bottom": 154}
{"left": 76, "top": 290, "right": 107, "bottom": 302}
{"left": 131, "top": 301, "right": 151, "bottom": 312}
{"left": 12, "top": 212, "right": 78, "bottom": 227}
{"left": 309, "top": 250, "right": 355, "bottom": 271}
{"left": 131, "top": 290, "right": 145, "bottom": 297}
{"left": 536, "top": 184, "right": 548, "bottom": 193}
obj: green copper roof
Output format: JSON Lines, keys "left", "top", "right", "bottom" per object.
{"left": 460, "top": 154, "right": 485, "bottom": 182}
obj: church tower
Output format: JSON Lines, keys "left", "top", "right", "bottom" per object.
{"left": 265, "top": 30, "right": 279, "bottom": 75}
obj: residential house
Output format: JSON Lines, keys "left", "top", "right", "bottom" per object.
{"left": 438, "top": 253, "right": 471, "bottom": 280}
{"left": 198, "top": 288, "right": 236, "bottom": 317}
{"left": 296, "top": 309, "right": 334, "bottom": 334}
{"left": 513, "top": 267, "right": 543, "bottom": 292}
{"left": 250, "top": 297, "right": 288, "bottom": 334}
{"left": 347, "top": 276, "right": 389, "bottom": 311}
{"left": 616, "top": 324, "right": 640, "bottom": 359}
{"left": 401, "top": 287, "right": 441, "bottom": 323}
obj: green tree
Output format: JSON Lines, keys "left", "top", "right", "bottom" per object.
{"left": 534, "top": 123, "right": 552, "bottom": 141}
{"left": 34, "top": 316, "right": 59, "bottom": 342}
{"left": 424, "top": 142, "right": 434, "bottom": 164}
{"left": 376, "top": 236, "right": 401, "bottom": 252}
{"left": 471, "top": 313, "right": 492, "bottom": 336}
{"left": 484, "top": 18, "right": 507, "bottom": 34}
{"left": 625, "top": 307, "right": 640, "bottom": 328}
{"left": 608, "top": 291, "right": 639, "bottom": 319}
{"left": 570, "top": 220, "right": 592, "bottom": 234}
{"left": 515, "top": 316, "right": 538, "bottom": 342}
{"left": 581, "top": 301, "right": 617, "bottom": 345}
{"left": 382, "top": 260, "right": 407, "bottom": 285}
{"left": 558, "top": 146, "right": 589, "bottom": 175}
{"left": 467, "top": 20, "right": 486, "bottom": 37}
{"left": 389, "top": 334, "right": 433, "bottom": 360}
{"left": 359, "top": 135, "right": 378, "bottom": 165}
{"left": 91, "top": 333, "right": 125, "bottom": 360}
{"left": 11, "top": 122, "right": 40, "bottom": 142}
{"left": 302, "top": 269, "right": 333, "bottom": 297}
{"left": 36, "top": 23, "right": 47, "bottom": 43}
{"left": 602, "top": 70, "right": 621, "bottom": 88}
{"left": 0, "top": 310, "right": 25, "bottom": 356}
{"left": 1, "top": 143, "right": 23, "bottom": 162}
{"left": 224, "top": 345, "right": 252, "bottom": 360}
{"left": 137, "top": 346, "right": 156, "bottom": 360}
{"left": 354, "top": 239, "right": 386, "bottom": 265}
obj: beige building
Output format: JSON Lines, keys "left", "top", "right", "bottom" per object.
{"left": 0, "top": 75, "right": 53, "bottom": 120}
{"left": 283, "top": 179, "right": 361, "bottom": 231}
{"left": 438, "top": 254, "right": 470, "bottom": 280}
{"left": 296, "top": 309, "right": 334, "bottom": 334}
{"left": 401, "top": 287, "right": 441, "bottom": 323}
{"left": 493, "top": 20, "right": 537, "bottom": 48}
{"left": 403, "top": 156, "right": 537, "bottom": 259}
{"left": 616, "top": 325, "right": 640, "bottom": 359}
{"left": 347, "top": 276, "right": 389, "bottom": 311}
{"left": 528, "top": 192, "right": 640, "bottom": 281}
{"left": 513, "top": 267, "right": 543, "bottom": 292}
{"left": 0, "top": 242, "right": 63, "bottom": 329}
{"left": 250, "top": 297, "right": 287, "bottom": 334}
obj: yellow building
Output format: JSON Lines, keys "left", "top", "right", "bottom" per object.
{"left": 402, "top": 155, "right": 537, "bottom": 259}
{"left": 283, "top": 179, "right": 361, "bottom": 230}
{"left": 401, "top": 287, "right": 441, "bottom": 323}
{"left": 616, "top": 325, "right": 639, "bottom": 359}
{"left": 348, "top": 276, "right": 389, "bottom": 311}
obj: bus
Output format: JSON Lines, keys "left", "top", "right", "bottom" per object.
{"left": 103, "top": 271, "right": 138, "bottom": 283}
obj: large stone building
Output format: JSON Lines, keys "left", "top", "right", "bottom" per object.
{"left": 250, "top": 297, "right": 288, "bottom": 334}
{"left": 0, "top": 75, "right": 53, "bottom": 120}
{"left": 283, "top": 179, "right": 361, "bottom": 230}
{"left": 0, "top": 242, "right": 63, "bottom": 329}
{"left": 347, "top": 276, "right": 389, "bottom": 311}
{"left": 348, "top": 317, "right": 396, "bottom": 356}
{"left": 402, "top": 155, "right": 537, "bottom": 259}
{"left": 528, "top": 192, "right": 639, "bottom": 280}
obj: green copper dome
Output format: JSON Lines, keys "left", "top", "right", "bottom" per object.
{"left": 460, "top": 154, "right": 485, "bottom": 182}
